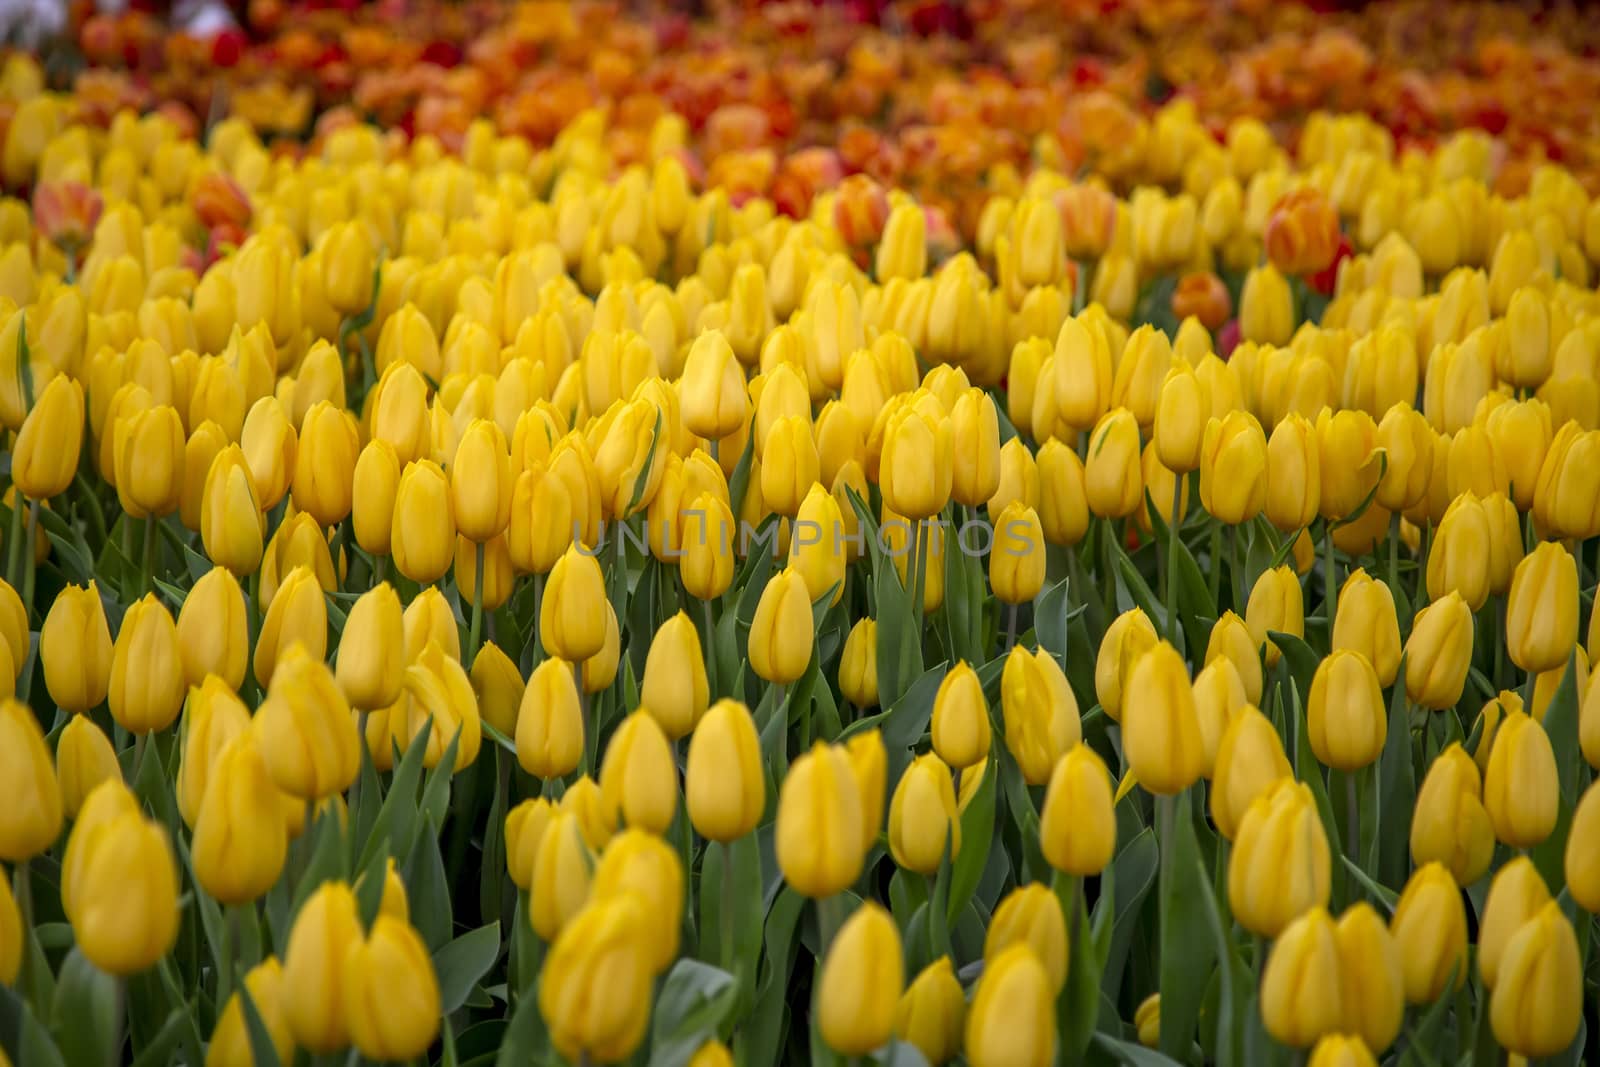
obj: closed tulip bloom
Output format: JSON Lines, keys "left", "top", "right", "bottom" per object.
{"left": 13, "top": 374, "right": 83, "bottom": 499}
{"left": 895, "top": 956, "right": 965, "bottom": 1065}
{"left": 579, "top": 602, "right": 621, "bottom": 695}
{"left": 1565, "top": 780, "right": 1600, "bottom": 912}
{"left": 540, "top": 544, "right": 609, "bottom": 661}
{"left": 639, "top": 613, "right": 709, "bottom": 740}
{"left": 790, "top": 483, "right": 847, "bottom": 606}
{"left": 1483, "top": 493, "right": 1527, "bottom": 592}
{"left": 1053, "top": 317, "right": 1113, "bottom": 432}
{"left": 1409, "top": 743, "right": 1494, "bottom": 885}
{"left": 965, "top": 943, "right": 1056, "bottom": 1067}
{"left": 1085, "top": 408, "right": 1143, "bottom": 519}
{"left": 1193, "top": 657, "right": 1248, "bottom": 777}
{"left": 815, "top": 903, "right": 905, "bottom": 1058}
{"left": 1484, "top": 399, "right": 1551, "bottom": 512}
{"left": 1040, "top": 742, "right": 1116, "bottom": 875}
{"left": 1001, "top": 646, "right": 1082, "bottom": 785}
{"left": 1478, "top": 857, "right": 1551, "bottom": 989}
{"left": 253, "top": 566, "right": 327, "bottom": 689}
{"left": 1134, "top": 994, "right": 1161, "bottom": 1048}
{"left": 1334, "top": 904, "right": 1404, "bottom": 1053}
{"left": 350, "top": 439, "right": 401, "bottom": 559}
{"left": 451, "top": 418, "right": 514, "bottom": 543}
{"left": 1427, "top": 493, "right": 1492, "bottom": 610}
{"left": 1205, "top": 611, "right": 1264, "bottom": 706}
{"left": 1265, "top": 413, "right": 1321, "bottom": 532}
{"left": 343, "top": 915, "right": 441, "bottom": 1062}
{"left": 208, "top": 958, "right": 295, "bottom": 1067}
{"left": 320, "top": 221, "right": 376, "bottom": 316}
{"left": 1490, "top": 901, "right": 1583, "bottom": 1057}
{"left": 1315, "top": 408, "right": 1382, "bottom": 521}
{"left": 399, "top": 641, "right": 482, "bottom": 771}
{"left": 108, "top": 593, "right": 186, "bottom": 735}
{"left": 192, "top": 735, "right": 288, "bottom": 905}
{"left": 1375, "top": 403, "right": 1434, "bottom": 512}
{"left": 680, "top": 492, "right": 737, "bottom": 600}
{"left": 1123, "top": 642, "right": 1204, "bottom": 795}
{"left": 1529, "top": 647, "right": 1587, "bottom": 723}
{"left": 1155, "top": 361, "right": 1208, "bottom": 473}
{"left": 1390, "top": 863, "right": 1467, "bottom": 1003}
{"left": 334, "top": 583, "right": 403, "bottom": 711}
{"left": 1246, "top": 565, "right": 1303, "bottom": 668}
{"left": 505, "top": 797, "right": 556, "bottom": 890}
{"left": 0, "top": 699, "right": 63, "bottom": 860}
{"left": 991, "top": 501, "right": 1046, "bottom": 605}
{"left": 531, "top": 812, "right": 595, "bottom": 941}
{"left": 591, "top": 829, "right": 685, "bottom": 974}
{"left": 281, "top": 882, "right": 363, "bottom": 1052}
{"left": 113, "top": 404, "right": 185, "bottom": 517}
{"left": 839, "top": 618, "right": 879, "bottom": 710}
{"left": 1200, "top": 410, "right": 1269, "bottom": 524}
{"left": 255, "top": 644, "right": 359, "bottom": 799}
{"left": 1308, "top": 650, "right": 1386, "bottom": 772}
{"left": 686, "top": 699, "right": 765, "bottom": 842}
{"left": 509, "top": 464, "right": 574, "bottom": 574}
{"left": 1506, "top": 541, "right": 1578, "bottom": 674}
{"left": 240, "top": 397, "right": 297, "bottom": 511}
{"left": 401, "top": 587, "right": 460, "bottom": 663}
{"left": 1095, "top": 607, "right": 1159, "bottom": 722}
{"left": 931, "top": 661, "right": 991, "bottom": 769}
{"left": 1211, "top": 706, "right": 1293, "bottom": 840}
{"left": 201, "top": 445, "right": 264, "bottom": 576}
{"left": 879, "top": 402, "right": 953, "bottom": 520}
{"left": 288, "top": 402, "right": 358, "bottom": 528}
{"left": 1036, "top": 438, "right": 1090, "bottom": 545}
{"left": 847, "top": 730, "right": 889, "bottom": 848}
{"left": 1241, "top": 263, "right": 1294, "bottom": 345}
{"left": 1229, "top": 780, "right": 1331, "bottom": 936}
{"left": 985, "top": 883, "right": 1068, "bottom": 993}
{"left": 0, "top": 868, "right": 17, "bottom": 985}
{"left": 1404, "top": 592, "right": 1475, "bottom": 710}
{"left": 776, "top": 741, "right": 864, "bottom": 897}
{"left": 1331, "top": 570, "right": 1401, "bottom": 686}
{"left": 176, "top": 566, "right": 248, "bottom": 691}
{"left": 40, "top": 581, "right": 113, "bottom": 713}
{"left": 391, "top": 459, "right": 456, "bottom": 583}
{"left": 681, "top": 331, "right": 749, "bottom": 441}
{"left": 594, "top": 398, "right": 668, "bottom": 520}
{"left": 598, "top": 710, "right": 677, "bottom": 834}
{"left": 988, "top": 437, "right": 1039, "bottom": 516}
{"left": 1532, "top": 424, "right": 1600, "bottom": 540}
{"left": 951, "top": 388, "right": 1001, "bottom": 507}
{"left": 888, "top": 753, "right": 961, "bottom": 874}
{"left": 176, "top": 676, "right": 251, "bottom": 829}
{"left": 539, "top": 895, "right": 651, "bottom": 1063}
{"left": 55, "top": 715, "right": 119, "bottom": 820}
{"left": 1483, "top": 711, "right": 1558, "bottom": 848}
{"left": 1261, "top": 907, "right": 1344, "bottom": 1048}
{"left": 69, "top": 811, "right": 179, "bottom": 976}
{"left": 468, "top": 642, "right": 523, "bottom": 739}
{"left": 749, "top": 567, "right": 814, "bottom": 685}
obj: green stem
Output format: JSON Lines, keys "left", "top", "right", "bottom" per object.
{"left": 1345, "top": 771, "right": 1360, "bottom": 873}
{"left": 218, "top": 904, "right": 238, "bottom": 1013}
{"left": 908, "top": 517, "right": 928, "bottom": 635}
{"left": 1387, "top": 513, "right": 1400, "bottom": 593}
{"left": 1229, "top": 523, "right": 1245, "bottom": 613}
{"left": 1323, "top": 519, "right": 1338, "bottom": 641}
{"left": 701, "top": 597, "right": 716, "bottom": 698}
{"left": 74, "top": 473, "right": 108, "bottom": 548}
{"left": 21, "top": 498, "right": 39, "bottom": 621}
{"left": 1101, "top": 517, "right": 1118, "bottom": 614}
{"left": 1164, "top": 475, "right": 1183, "bottom": 642}
{"left": 142, "top": 513, "right": 156, "bottom": 595}
{"left": 467, "top": 541, "right": 486, "bottom": 666}
{"left": 1207, "top": 519, "right": 1223, "bottom": 608}
{"left": 720, "top": 840, "right": 735, "bottom": 975}
{"left": 818, "top": 893, "right": 848, "bottom": 957}
{"left": 5, "top": 491, "right": 24, "bottom": 588}
{"left": 132, "top": 731, "right": 147, "bottom": 784}
{"left": 576, "top": 662, "right": 591, "bottom": 777}
{"left": 1003, "top": 603, "right": 1018, "bottom": 653}
{"left": 12, "top": 859, "right": 30, "bottom": 992}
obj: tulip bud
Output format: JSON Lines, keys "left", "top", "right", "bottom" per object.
{"left": 1229, "top": 779, "right": 1331, "bottom": 936}
{"left": 1200, "top": 410, "right": 1269, "bottom": 525}
{"left": 68, "top": 810, "right": 179, "bottom": 975}
{"left": 598, "top": 709, "right": 677, "bottom": 834}
{"left": 839, "top": 618, "right": 879, "bottom": 710}
{"left": 450, "top": 418, "right": 515, "bottom": 544}
{"left": 879, "top": 402, "right": 953, "bottom": 521}
{"left": 108, "top": 593, "right": 185, "bottom": 736}
{"left": 749, "top": 567, "right": 814, "bottom": 685}
{"left": 950, "top": 388, "right": 1001, "bottom": 507}
{"left": 985, "top": 883, "right": 1068, "bottom": 993}
{"left": 1483, "top": 710, "right": 1558, "bottom": 848}
{"left": 509, "top": 463, "right": 574, "bottom": 575}
{"left": 1375, "top": 402, "right": 1434, "bottom": 512}
{"left": 1331, "top": 570, "right": 1401, "bottom": 686}
{"left": 240, "top": 397, "right": 296, "bottom": 511}
{"left": 1241, "top": 263, "right": 1294, "bottom": 345}
{"left": 209, "top": 958, "right": 295, "bottom": 1067}
{"left": 1409, "top": 743, "right": 1494, "bottom": 884}
{"left": 1490, "top": 901, "right": 1583, "bottom": 1057}
{"left": 192, "top": 735, "right": 288, "bottom": 905}
{"left": 0, "top": 698, "right": 63, "bottom": 860}
{"left": 1261, "top": 907, "right": 1344, "bottom": 1047}
{"left": 1478, "top": 857, "right": 1551, "bottom": 990}
{"left": 1334, "top": 903, "right": 1404, "bottom": 1053}
{"left": 200, "top": 444, "right": 264, "bottom": 576}
{"left": 818, "top": 902, "right": 904, "bottom": 1056}
{"left": 680, "top": 492, "right": 736, "bottom": 600}
{"left": 55, "top": 714, "right": 119, "bottom": 821}
{"left": 1246, "top": 566, "right": 1304, "bottom": 668}
{"left": 539, "top": 895, "right": 651, "bottom": 1063}
{"left": 541, "top": 544, "right": 609, "bottom": 662}
{"left": 391, "top": 459, "right": 456, "bottom": 583}
{"left": 1532, "top": 424, "right": 1600, "bottom": 541}
{"left": 113, "top": 404, "right": 185, "bottom": 518}
{"left": 1506, "top": 541, "right": 1579, "bottom": 674}
{"left": 887, "top": 753, "right": 961, "bottom": 874}
{"left": 1265, "top": 413, "right": 1321, "bottom": 532}
{"left": 637, "top": 612, "right": 709, "bottom": 740}
{"left": 964, "top": 944, "right": 1056, "bottom": 1067}
{"left": 1390, "top": 863, "right": 1467, "bottom": 1003}
{"left": 1040, "top": 743, "right": 1115, "bottom": 875}
{"left": 1404, "top": 592, "right": 1475, "bottom": 710}
{"left": 1084, "top": 408, "right": 1143, "bottom": 519}
{"left": 281, "top": 882, "right": 363, "bottom": 1052}
{"left": 895, "top": 956, "right": 965, "bottom": 1065}
{"left": 1205, "top": 611, "right": 1264, "bottom": 706}
{"left": 1211, "top": 705, "right": 1292, "bottom": 839}
{"left": 1134, "top": 993, "right": 1161, "bottom": 1048}
{"left": 776, "top": 741, "right": 864, "bottom": 897}
{"left": 931, "top": 661, "right": 991, "bottom": 770}
{"left": 846, "top": 730, "right": 887, "bottom": 849}
{"left": 1426, "top": 492, "right": 1492, "bottom": 611}
{"left": 175, "top": 566, "right": 248, "bottom": 692}
{"left": 331, "top": 583, "right": 402, "bottom": 711}
{"left": 681, "top": 331, "right": 749, "bottom": 441}
{"left": 790, "top": 483, "right": 847, "bottom": 606}
{"left": 342, "top": 914, "right": 442, "bottom": 1062}
{"left": 1153, "top": 361, "right": 1208, "bottom": 475}
{"left": 253, "top": 565, "right": 327, "bottom": 689}
{"left": 1035, "top": 439, "right": 1089, "bottom": 546}
{"left": 320, "top": 221, "right": 376, "bottom": 316}
{"left": 176, "top": 675, "right": 251, "bottom": 830}
{"left": 1123, "top": 642, "right": 1204, "bottom": 795}
{"left": 13, "top": 374, "right": 84, "bottom": 500}
{"left": 1095, "top": 608, "right": 1158, "bottom": 722}
{"left": 505, "top": 796, "right": 556, "bottom": 891}
{"left": 686, "top": 699, "right": 765, "bottom": 843}
{"left": 1565, "top": 779, "right": 1600, "bottom": 912}
{"left": 399, "top": 640, "right": 482, "bottom": 771}
{"left": 591, "top": 829, "right": 685, "bottom": 976}
{"left": 1308, "top": 650, "right": 1387, "bottom": 772}
{"left": 255, "top": 644, "right": 359, "bottom": 800}
{"left": 41, "top": 581, "right": 113, "bottom": 713}
{"left": 987, "top": 501, "right": 1045, "bottom": 605}
{"left": 531, "top": 811, "right": 594, "bottom": 941}
{"left": 1000, "top": 647, "right": 1082, "bottom": 786}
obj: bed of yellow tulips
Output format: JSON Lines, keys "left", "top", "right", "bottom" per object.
{"left": 2, "top": 18, "right": 1600, "bottom": 1067}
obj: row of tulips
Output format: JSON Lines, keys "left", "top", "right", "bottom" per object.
{"left": 1, "top": 37, "right": 1600, "bottom": 1067}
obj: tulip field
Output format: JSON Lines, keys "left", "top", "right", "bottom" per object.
{"left": 5, "top": 1, "right": 1600, "bottom": 1065}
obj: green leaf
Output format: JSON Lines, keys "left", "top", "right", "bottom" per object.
{"left": 739, "top": 889, "right": 806, "bottom": 1067}
{"left": 1374, "top": 658, "right": 1416, "bottom": 890}
{"left": 49, "top": 948, "right": 120, "bottom": 1067}
{"left": 1034, "top": 576, "right": 1072, "bottom": 672}
{"left": 1158, "top": 790, "right": 1215, "bottom": 1061}
{"left": 947, "top": 757, "right": 996, "bottom": 923}
{"left": 354, "top": 837, "right": 393, "bottom": 929}
{"left": 1090, "top": 1032, "right": 1186, "bottom": 1066}
{"left": 1341, "top": 856, "right": 1399, "bottom": 914}
{"left": 648, "top": 959, "right": 739, "bottom": 1067}
{"left": 127, "top": 1007, "right": 190, "bottom": 1067}
{"left": 1103, "top": 829, "right": 1159, "bottom": 1003}
{"left": 434, "top": 923, "right": 502, "bottom": 1015}
{"left": 417, "top": 727, "right": 461, "bottom": 832}
{"left": 405, "top": 816, "right": 456, "bottom": 952}
{"left": 289, "top": 803, "right": 350, "bottom": 918}
{"left": 1059, "top": 876, "right": 1102, "bottom": 1061}
{"left": 1542, "top": 649, "right": 1583, "bottom": 805}
{"left": 358, "top": 714, "right": 435, "bottom": 872}
{"left": 494, "top": 977, "right": 549, "bottom": 1067}
{"left": 1, "top": 985, "right": 69, "bottom": 1067}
